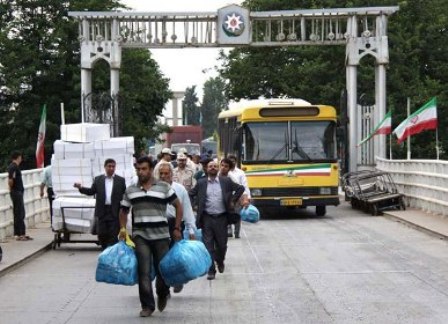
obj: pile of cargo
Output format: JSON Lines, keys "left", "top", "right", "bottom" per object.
{"left": 51, "top": 123, "right": 135, "bottom": 233}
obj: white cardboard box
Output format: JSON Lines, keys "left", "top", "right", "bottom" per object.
{"left": 53, "top": 140, "right": 95, "bottom": 159}
{"left": 94, "top": 137, "right": 135, "bottom": 156}
{"left": 92, "top": 154, "right": 134, "bottom": 175}
{"left": 52, "top": 217, "right": 93, "bottom": 233}
{"left": 52, "top": 197, "right": 96, "bottom": 220}
{"left": 60, "top": 123, "right": 110, "bottom": 143}
{"left": 52, "top": 157, "right": 93, "bottom": 196}
{"left": 52, "top": 157, "right": 93, "bottom": 176}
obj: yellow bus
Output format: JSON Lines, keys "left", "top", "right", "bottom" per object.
{"left": 218, "top": 98, "right": 340, "bottom": 216}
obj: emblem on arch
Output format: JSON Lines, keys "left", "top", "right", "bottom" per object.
{"left": 222, "top": 12, "right": 245, "bottom": 37}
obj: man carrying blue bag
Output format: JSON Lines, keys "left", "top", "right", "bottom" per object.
{"left": 158, "top": 161, "right": 198, "bottom": 294}
{"left": 118, "top": 156, "right": 183, "bottom": 318}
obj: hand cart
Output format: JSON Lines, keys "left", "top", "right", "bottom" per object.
{"left": 342, "top": 170, "right": 406, "bottom": 216}
{"left": 52, "top": 206, "right": 99, "bottom": 249}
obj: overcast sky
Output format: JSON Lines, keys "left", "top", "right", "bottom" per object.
{"left": 121, "top": 0, "right": 242, "bottom": 109}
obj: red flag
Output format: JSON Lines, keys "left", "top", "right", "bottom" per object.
{"left": 36, "top": 105, "right": 46, "bottom": 168}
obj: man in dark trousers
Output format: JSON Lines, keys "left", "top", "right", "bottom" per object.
{"left": 119, "top": 156, "right": 183, "bottom": 317}
{"left": 189, "top": 160, "right": 245, "bottom": 280}
{"left": 8, "top": 152, "right": 32, "bottom": 241}
{"left": 74, "top": 158, "right": 126, "bottom": 249}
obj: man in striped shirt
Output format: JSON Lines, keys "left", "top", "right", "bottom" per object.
{"left": 119, "top": 156, "right": 183, "bottom": 318}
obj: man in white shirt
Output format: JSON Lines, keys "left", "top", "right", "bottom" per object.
{"left": 158, "top": 161, "right": 197, "bottom": 293}
{"left": 74, "top": 158, "right": 126, "bottom": 249}
{"left": 153, "top": 148, "right": 173, "bottom": 180}
{"left": 227, "top": 155, "right": 251, "bottom": 238}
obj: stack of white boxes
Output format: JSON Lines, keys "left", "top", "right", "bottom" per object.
{"left": 51, "top": 123, "right": 135, "bottom": 233}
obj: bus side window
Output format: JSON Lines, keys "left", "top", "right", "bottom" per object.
{"left": 233, "top": 125, "right": 243, "bottom": 152}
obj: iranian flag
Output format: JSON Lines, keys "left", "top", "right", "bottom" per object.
{"left": 358, "top": 111, "right": 392, "bottom": 146}
{"left": 35, "top": 105, "right": 46, "bottom": 168}
{"left": 393, "top": 97, "right": 438, "bottom": 144}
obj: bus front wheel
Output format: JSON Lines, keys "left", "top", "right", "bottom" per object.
{"left": 316, "top": 206, "right": 326, "bottom": 216}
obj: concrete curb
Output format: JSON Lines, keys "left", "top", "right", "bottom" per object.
{"left": 382, "top": 212, "right": 448, "bottom": 240}
{"left": 0, "top": 242, "right": 53, "bottom": 278}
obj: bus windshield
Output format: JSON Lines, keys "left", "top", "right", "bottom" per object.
{"left": 244, "top": 121, "right": 336, "bottom": 163}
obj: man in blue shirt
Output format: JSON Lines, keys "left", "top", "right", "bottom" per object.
{"left": 189, "top": 160, "right": 244, "bottom": 280}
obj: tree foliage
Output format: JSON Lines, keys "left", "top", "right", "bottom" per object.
{"left": 0, "top": 0, "right": 171, "bottom": 169}
{"left": 182, "top": 86, "right": 200, "bottom": 125}
{"left": 200, "top": 77, "right": 228, "bottom": 138}
{"left": 219, "top": 0, "right": 448, "bottom": 159}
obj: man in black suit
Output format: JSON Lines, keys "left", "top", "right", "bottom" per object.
{"left": 189, "top": 160, "right": 244, "bottom": 280}
{"left": 74, "top": 158, "right": 126, "bottom": 249}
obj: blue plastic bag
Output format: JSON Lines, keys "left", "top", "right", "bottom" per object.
{"left": 159, "top": 239, "right": 212, "bottom": 286}
{"left": 95, "top": 241, "right": 138, "bottom": 286}
{"left": 183, "top": 228, "right": 203, "bottom": 242}
{"left": 240, "top": 204, "right": 260, "bottom": 223}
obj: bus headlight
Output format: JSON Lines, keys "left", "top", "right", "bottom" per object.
{"left": 319, "top": 187, "right": 332, "bottom": 195}
{"left": 251, "top": 189, "right": 262, "bottom": 197}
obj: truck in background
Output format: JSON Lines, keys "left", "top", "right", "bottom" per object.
{"left": 157, "top": 125, "right": 202, "bottom": 155}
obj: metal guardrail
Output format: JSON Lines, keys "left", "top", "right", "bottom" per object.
{"left": 376, "top": 157, "right": 448, "bottom": 216}
{"left": 0, "top": 169, "right": 49, "bottom": 242}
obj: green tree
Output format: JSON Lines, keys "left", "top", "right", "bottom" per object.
{"left": 219, "top": 0, "right": 448, "bottom": 159}
{"left": 119, "top": 48, "right": 172, "bottom": 152}
{"left": 182, "top": 86, "right": 201, "bottom": 125}
{"left": 0, "top": 0, "right": 172, "bottom": 168}
{"left": 201, "top": 77, "right": 228, "bottom": 138}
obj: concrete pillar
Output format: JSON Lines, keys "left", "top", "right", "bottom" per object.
{"left": 375, "top": 64, "right": 387, "bottom": 159}
{"left": 172, "top": 91, "right": 185, "bottom": 126}
{"left": 111, "top": 68, "right": 119, "bottom": 136}
{"left": 347, "top": 65, "right": 358, "bottom": 172}
{"left": 345, "top": 16, "right": 359, "bottom": 172}
{"left": 81, "top": 68, "right": 92, "bottom": 123}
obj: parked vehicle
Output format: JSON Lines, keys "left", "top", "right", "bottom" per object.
{"left": 342, "top": 170, "right": 405, "bottom": 216}
{"left": 165, "top": 125, "right": 202, "bottom": 149}
{"left": 171, "top": 142, "right": 201, "bottom": 155}
{"left": 218, "top": 98, "right": 339, "bottom": 216}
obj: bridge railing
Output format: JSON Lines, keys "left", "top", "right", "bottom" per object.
{"left": 376, "top": 157, "right": 448, "bottom": 216}
{"left": 0, "top": 169, "right": 49, "bottom": 242}
{"left": 2, "top": 159, "right": 447, "bottom": 241}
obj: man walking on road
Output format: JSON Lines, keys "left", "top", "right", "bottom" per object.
{"left": 119, "top": 156, "right": 183, "bottom": 317}
{"left": 227, "top": 155, "right": 251, "bottom": 238}
{"left": 8, "top": 152, "right": 32, "bottom": 241}
{"left": 189, "top": 160, "right": 244, "bottom": 280}
{"left": 158, "top": 161, "right": 197, "bottom": 293}
{"left": 74, "top": 158, "right": 126, "bottom": 249}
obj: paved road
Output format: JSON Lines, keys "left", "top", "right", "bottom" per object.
{"left": 1, "top": 203, "right": 448, "bottom": 323}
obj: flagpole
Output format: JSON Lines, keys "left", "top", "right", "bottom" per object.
{"left": 406, "top": 97, "right": 411, "bottom": 160}
{"left": 436, "top": 127, "right": 440, "bottom": 160}
{"left": 389, "top": 134, "right": 392, "bottom": 159}
{"left": 60, "top": 102, "right": 65, "bottom": 125}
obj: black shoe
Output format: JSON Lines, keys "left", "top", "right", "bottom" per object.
{"left": 207, "top": 271, "right": 216, "bottom": 280}
{"left": 234, "top": 233, "right": 240, "bottom": 238}
{"left": 227, "top": 232, "right": 233, "bottom": 237}
{"left": 157, "top": 295, "right": 168, "bottom": 312}
{"left": 173, "top": 284, "right": 184, "bottom": 293}
{"left": 217, "top": 262, "right": 225, "bottom": 273}
{"left": 139, "top": 308, "right": 154, "bottom": 317}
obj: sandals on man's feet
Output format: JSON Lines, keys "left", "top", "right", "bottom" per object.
{"left": 16, "top": 236, "right": 33, "bottom": 241}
